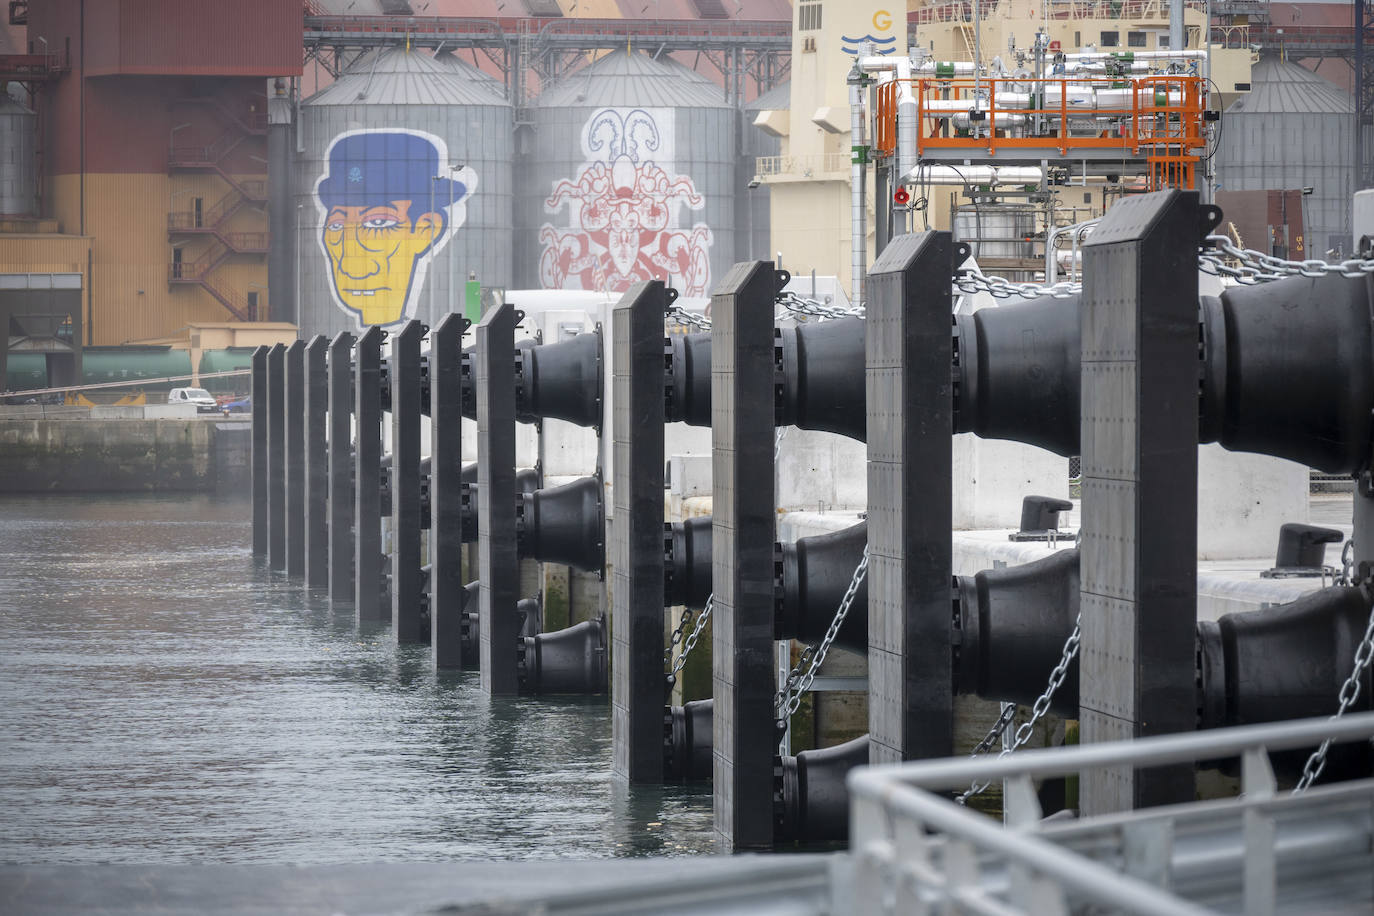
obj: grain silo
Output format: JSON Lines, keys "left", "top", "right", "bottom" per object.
{"left": 0, "top": 96, "right": 36, "bottom": 217}
{"left": 295, "top": 47, "right": 513, "bottom": 337}
{"left": 517, "top": 50, "right": 736, "bottom": 298}
{"left": 1215, "top": 57, "right": 1362, "bottom": 259}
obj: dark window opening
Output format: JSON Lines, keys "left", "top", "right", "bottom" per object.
{"left": 1128, "top": 31, "right": 1147, "bottom": 47}
{"left": 1100, "top": 31, "right": 1119, "bottom": 47}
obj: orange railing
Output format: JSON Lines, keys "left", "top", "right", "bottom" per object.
{"left": 875, "top": 74, "right": 1207, "bottom": 188}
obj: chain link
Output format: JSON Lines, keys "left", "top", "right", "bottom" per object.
{"left": 957, "top": 614, "right": 1082, "bottom": 806}
{"left": 953, "top": 266, "right": 1082, "bottom": 301}
{"left": 668, "top": 595, "right": 713, "bottom": 678}
{"left": 665, "top": 303, "right": 711, "bottom": 330}
{"left": 665, "top": 606, "right": 694, "bottom": 665}
{"left": 774, "top": 290, "right": 866, "bottom": 322}
{"left": 774, "top": 548, "right": 870, "bottom": 733}
{"left": 1199, "top": 235, "right": 1374, "bottom": 286}
{"left": 1294, "top": 579, "right": 1374, "bottom": 794}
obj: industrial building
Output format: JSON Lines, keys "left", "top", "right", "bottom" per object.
{"left": 0, "top": 0, "right": 1363, "bottom": 386}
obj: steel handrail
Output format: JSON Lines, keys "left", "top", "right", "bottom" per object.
{"left": 853, "top": 712, "right": 1374, "bottom": 791}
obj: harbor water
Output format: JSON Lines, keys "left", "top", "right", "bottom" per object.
{"left": 0, "top": 494, "right": 714, "bottom": 865}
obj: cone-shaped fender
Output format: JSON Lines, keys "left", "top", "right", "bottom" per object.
{"left": 776, "top": 521, "right": 868, "bottom": 651}
{"left": 459, "top": 465, "right": 541, "bottom": 544}
{"left": 1200, "top": 273, "right": 1374, "bottom": 474}
{"left": 775, "top": 736, "right": 870, "bottom": 844}
{"left": 955, "top": 548, "right": 1081, "bottom": 716}
{"left": 664, "top": 698, "right": 714, "bottom": 782}
{"left": 775, "top": 318, "right": 867, "bottom": 442}
{"left": 665, "top": 516, "right": 713, "bottom": 610}
{"left": 664, "top": 332, "right": 712, "bottom": 427}
{"left": 515, "top": 330, "right": 602, "bottom": 428}
{"left": 516, "top": 476, "right": 605, "bottom": 572}
{"left": 953, "top": 293, "right": 1081, "bottom": 456}
{"left": 1199, "top": 585, "right": 1373, "bottom": 729}
{"left": 520, "top": 616, "right": 607, "bottom": 694}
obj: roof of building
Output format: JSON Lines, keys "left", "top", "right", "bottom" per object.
{"left": 536, "top": 49, "right": 728, "bottom": 108}
{"left": 748, "top": 79, "right": 790, "bottom": 110}
{"left": 1225, "top": 56, "right": 1351, "bottom": 116}
{"left": 304, "top": 46, "right": 509, "bottom": 107}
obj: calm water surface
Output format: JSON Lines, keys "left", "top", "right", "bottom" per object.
{"left": 0, "top": 494, "right": 713, "bottom": 864}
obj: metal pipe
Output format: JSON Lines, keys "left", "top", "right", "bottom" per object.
{"left": 849, "top": 75, "right": 866, "bottom": 308}
{"left": 895, "top": 57, "right": 918, "bottom": 232}
{"left": 1170, "top": 0, "right": 1185, "bottom": 53}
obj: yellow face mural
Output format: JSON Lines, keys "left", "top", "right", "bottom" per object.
{"left": 322, "top": 200, "right": 442, "bottom": 326}
{"left": 314, "top": 129, "right": 476, "bottom": 328}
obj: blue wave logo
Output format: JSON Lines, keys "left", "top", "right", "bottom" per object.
{"left": 841, "top": 34, "right": 896, "bottom": 55}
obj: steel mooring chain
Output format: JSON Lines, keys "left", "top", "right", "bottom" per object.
{"left": 665, "top": 304, "right": 711, "bottom": 331}
{"left": 1294, "top": 568, "right": 1374, "bottom": 794}
{"left": 774, "top": 548, "right": 870, "bottom": 742}
{"left": 775, "top": 290, "right": 866, "bottom": 322}
{"left": 1199, "top": 234, "right": 1374, "bottom": 285}
{"left": 667, "top": 596, "right": 713, "bottom": 681}
{"left": 953, "top": 267, "right": 1082, "bottom": 301}
{"left": 957, "top": 613, "right": 1082, "bottom": 806}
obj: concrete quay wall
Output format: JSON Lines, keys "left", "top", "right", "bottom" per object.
{"left": 0, "top": 418, "right": 249, "bottom": 492}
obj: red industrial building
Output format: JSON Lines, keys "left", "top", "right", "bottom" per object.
{"left": 3, "top": 0, "right": 301, "bottom": 345}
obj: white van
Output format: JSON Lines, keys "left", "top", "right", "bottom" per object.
{"left": 168, "top": 387, "right": 218, "bottom": 413}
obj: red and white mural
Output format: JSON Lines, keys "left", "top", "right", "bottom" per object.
{"left": 539, "top": 108, "right": 714, "bottom": 296}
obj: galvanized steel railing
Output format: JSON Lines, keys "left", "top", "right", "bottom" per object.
{"left": 846, "top": 712, "right": 1374, "bottom": 915}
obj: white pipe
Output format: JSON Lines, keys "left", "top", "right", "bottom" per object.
{"left": 895, "top": 57, "right": 918, "bottom": 221}
{"left": 901, "top": 165, "right": 1047, "bottom": 186}
{"left": 850, "top": 77, "right": 866, "bottom": 308}
{"left": 1064, "top": 49, "right": 1206, "bottom": 62}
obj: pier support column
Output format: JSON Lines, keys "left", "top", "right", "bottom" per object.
{"left": 328, "top": 332, "right": 355, "bottom": 604}
{"left": 251, "top": 346, "right": 268, "bottom": 558}
{"left": 391, "top": 319, "right": 425, "bottom": 644}
{"left": 431, "top": 314, "right": 469, "bottom": 670}
{"left": 865, "top": 232, "right": 955, "bottom": 765}
{"left": 477, "top": 303, "right": 521, "bottom": 695}
{"left": 712, "top": 261, "right": 779, "bottom": 852}
{"left": 285, "top": 340, "right": 307, "bottom": 578}
{"left": 611, "top": 281, "right": 669, "bottom": 783}
{"left": 267, "top": 342, "right": 287, "bottom": 571}
{"left": 355, "top": 326, "right": 386, "bottom": 623}
{"left": 1079, "top": 190, "right": 1206, "bottom": 814}
{"left": 304, "top": 336, "right": 329, "bottom": 589}
{"left": 1355, "top": 473, "right": 1374, "bottom": 575}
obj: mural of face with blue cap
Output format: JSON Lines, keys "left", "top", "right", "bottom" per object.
{"left": 315, "top": 129, "right": 476, "bottom": 327}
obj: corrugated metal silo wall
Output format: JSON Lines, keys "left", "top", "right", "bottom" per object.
{"left": 295, "top": 103, "right": 514, "bottom": 339}
{"left": 1216, "top": 108, "right": 1354, "bottom": 258}
{"left": 0, "top": 105, "right": 36, "bottom": 216}
{"left": 517, "top": 104, "right": 737, "bottom": 298}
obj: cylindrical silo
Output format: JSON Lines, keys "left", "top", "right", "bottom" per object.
{"left": 740, "top": 81, "right": 787, "bottom": 263}
{"left": 1215, "top": 57, "right": 1363, "bottom": 260}
{"left": 517, "top": 50, "right": 736, "bottom": 299}
{"left": 295, "top": 47, "right": 513, "bottom": 337}
{"left": 0, "top": 96, "right": 37, "bottom": 217}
